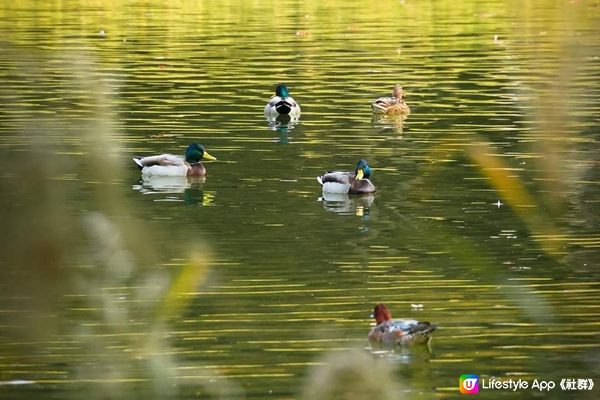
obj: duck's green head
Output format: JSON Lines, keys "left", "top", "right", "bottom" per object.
{"left": 185, "top": 143, "right": 217, "bottom": 164}
{"left": 275, "top": 84, "right": 290, "bottom": 98}
{"left": 355, "top": 159, "right": 372, "bottom": 180}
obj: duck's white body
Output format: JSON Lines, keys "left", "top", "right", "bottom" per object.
{"left": 264, "top": 95, "right": 301, "bottom": 118}
{"left": 317, "top": 173, "right": 352, "bottom": 194}
{"left": 133, "top": 154, "right": 189, "bottom": 176}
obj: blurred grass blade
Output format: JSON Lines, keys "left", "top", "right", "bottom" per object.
{"left": 467, "top": 138, "right": 565, "bottom": 256}
{"left": 155, "top": 252, "right": 210, "bottom": 321}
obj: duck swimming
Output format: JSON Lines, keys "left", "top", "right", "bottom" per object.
{"left": 264, "top": 84, "right": 301, "bottom": 118}
{"left": 371, "top": 84, "right": 410, "bottom": 115}
{"left": 368, "top": 303, "right": 436, "bottom": 346}
{"left": 133, "top": 143, "right": 216, "bottom": 177}
{"left": 317, "top": 159, "right": 376, "bottom": 194}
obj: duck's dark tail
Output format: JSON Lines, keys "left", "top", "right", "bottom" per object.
{"left": 275, "top": 100, "right": 292, "bottom": 115}
{"left": 412, "top": 322, "right": 437, "bottom": 336}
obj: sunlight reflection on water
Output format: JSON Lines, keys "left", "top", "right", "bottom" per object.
{"left": 0, "top": 0, "right": 599, "bottom": 399}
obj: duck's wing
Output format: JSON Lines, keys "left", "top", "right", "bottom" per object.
{"left": 318, "top": 171, "right": 353, "bottom": 185}
{"left": 372, "top": 96, "right": 398, "bottom": 111}
{"left": 388, "top": 320, "right": 436, "bottom": 335}
{"left": 264, "top": 95, "right": 280, "bottom": 116}
{"left": 265, "top": 95, "right": 280, "bottom": 107}
{"left": 285, "top": 96, "right": 300, "bottom": 115}
{"left": 317, "top": 171, "right": 355, "bottom": 194}
{"left": 133, "top": 154, "right": 184, "bottom": 169}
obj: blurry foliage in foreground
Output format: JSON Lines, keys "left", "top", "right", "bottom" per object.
{"left": 0, "top": 0, "right": 598, "bottom": 398}
{"left": 0, "top": 53, "right": 224, "bottom": 398}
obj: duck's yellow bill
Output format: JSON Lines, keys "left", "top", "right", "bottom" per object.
{"left": 356, "top": 169, "right": 364, "bottom": 180}
{"left": 203, "top": 152, "right": 217, "bottom": 161}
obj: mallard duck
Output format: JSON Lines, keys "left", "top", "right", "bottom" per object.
{"left": 372, "top": 84, "right": 410, "bottom": 115}
{"left": 264, "top": 84, "right": 301, "bottom": 118}
{"left": 317, "top": 159, "right": 376, "bottom": 194}
{"left": 368, "top": 303, "right": 437, "bottom": 346}
{"left": 133, "top": 143, "right": 216, "bottom": 177}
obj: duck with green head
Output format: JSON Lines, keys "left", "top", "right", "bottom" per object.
{"left": 264, "top": 84, "right": 301, "bottom": 118}
{"left": 372, "top": 84, "right": 410, "bottom": 115}
{"left": 317, "top": 159, "right": 376, "bottom": 194}
{"left": 133, "top": 143, "right": 217, "bottom": 177}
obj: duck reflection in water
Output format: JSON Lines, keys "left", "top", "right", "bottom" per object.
{"left": 132, "top": 175, "right": 215, "bottom": 205}
{"left": 371, "top": 112, "right": 407, "bottom": 138}
{"left": 134, "top": 175, "right": 194, "bottom": 194}
{"left": 318, "top": 192, "right": 375, "bottom": 219}
{"left": 183, "top": 186, "right": 215, "bottom": 206}
{"left": 265, "top": 114, "right": 300, "bottom": 144}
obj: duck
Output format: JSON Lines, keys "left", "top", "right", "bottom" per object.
{"left": 133, "top": 143, "right": 216, "bottom": 177}
{"left": 371, "top": 84, "right": 410, "bottom": 115}
{"left": 368, "top": 303, "right": 437, "bottom": 346}
{"left": 264, "top": 84, "right": 301, "bottom": 118}
{"left": 317, "top": 159, "right": 376, "bottom": 194}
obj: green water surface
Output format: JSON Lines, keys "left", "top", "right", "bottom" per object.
{"left": 0, "top": 1, "right": 599, "bottom": 399}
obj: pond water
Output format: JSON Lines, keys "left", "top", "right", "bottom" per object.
{"left": 0, "top": 1, "right": 599, "bottom": 399}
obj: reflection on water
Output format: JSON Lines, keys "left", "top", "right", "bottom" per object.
{"left": 319, "top": 192, "right": 375, "bottom": 218}
{"left": 134, "top": 175, "right": 193, "bottom": 193}
{"left": 371, "top": 113, "right": 406, "bottom": 137}
{"left": 133, "top": 175, "right": 216, "bottom": 205}
{"left": 370, "top": 344, "right": 435, "bottom": 365}
{"left": 265, "top": 114, "right": 301, "bottom": 144}
{"left": 0, "top": 0, "right": 599, "bottom": 399}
